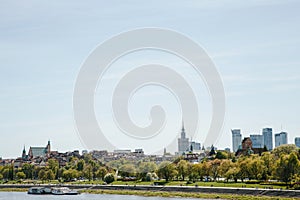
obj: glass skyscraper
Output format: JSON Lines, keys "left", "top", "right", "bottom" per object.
{"left": 263, "top": 128, "right": 273, "bottom": 150}
{"left": 232, "top": 129, "right": 242, "bottom": 152}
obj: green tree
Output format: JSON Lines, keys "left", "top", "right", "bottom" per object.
{"left": 104, "top": 173, "right": 115, "bottom": 184}
{"left": 138, "top": 162, "right": 157, "bottom": 180}
{"left": 216, "top": 151, "right": 228, "bottom": 160}
{"left": 225, "top": 166, "right": 240, "bottom": 182}
{"left": 21, "top": 163, "right": 34, "bottom": 179}
{"left": 38, "top": 169, "right": 46, "bottom": 181}
{"left": 77, "top": 159, "right": 85, "bottom": 171}
{"left": 192, "top": 163, "right": 205, "bottom": 181}
{"left": 202, "top": 161, "right": 211, "bottom": 180}
{"left": 274, "top": 152, "right": 300, "bottom": 184}
{"left": 119, "top": 164, "right": 136, "bottom": 177}
{"left": 272, "top": 144, "right": 298, "bottom": 158}
{"left": 45, "top": 170, "right": 55, "bottom": 181}
{"left": 218, "top": 159, "right": 232, "bottom": 179}
{"left": 157, "top": 161, "right": 176, "bottom": 182}
{"left": 83, "top": 165, "right": 93, "bottom": 181}
{"left": 2, "top": 168, "right": 10, "bottom": 180}
{"left": 62, "top": 169, "right": 79, "bottom": 181}
{"left": 210, "top": 159, "right": 221, "bottom": 181}
{"left": 177, "top": 160, "right": 188, "bottom": 181}
{"left": 261, "top": 152, "right": 275, "bottom": 180}
{"left": 248, "top": 156, "right": 265, "bottom": 180}
{"left": 95, "top": 167, "right": 107, "bottom": 180}
{"left": 16, "top": 171, "right": 26, "bottom": 180}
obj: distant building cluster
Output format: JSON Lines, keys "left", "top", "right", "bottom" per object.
{"left": 177, "top": 122, "right": 201, "bottom": 155}
{"left": 232, "top": 127, "right": 299, "bottom": 155}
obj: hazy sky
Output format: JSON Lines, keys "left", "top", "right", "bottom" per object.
{"left": 1, "top": 0, "right": 300, "bottom": 158}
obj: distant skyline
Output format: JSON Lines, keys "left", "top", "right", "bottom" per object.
{"left": 1, "top": 1, "right": 300, "bottom": 158}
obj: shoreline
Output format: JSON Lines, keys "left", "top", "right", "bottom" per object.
{"left": 0, "top": 184, "right": 299, "bottom": 199}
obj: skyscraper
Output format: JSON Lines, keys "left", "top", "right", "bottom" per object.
{"left": 232, "top": 129, "right": 242, "bottom": 152}
{"left": 263, "top": 128, "right": 273, "bottom": 150}
{"left": 295, "top": 137, "right": 300, "bottom": 148}
{"left": 178, "top": 122, "right": 189, "bottom": 155}
{"left": 250, "top": 134, "right": 264, "bottom": 148}
{"left": 275, "top": 132, "right": 288, "bottom": 147}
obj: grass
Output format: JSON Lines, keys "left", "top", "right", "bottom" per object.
{"left": 0, "top": 188, "right": 27, "bottom": 192}
{"left": 0, "top": 179, "right": 288, "bottom": 190}
{"left": 81, "top": 189, "right": 300, "bottom": 200}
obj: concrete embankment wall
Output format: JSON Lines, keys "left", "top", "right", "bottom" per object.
{"left": 1, "top": 184, "right": 299, "bottom": 198}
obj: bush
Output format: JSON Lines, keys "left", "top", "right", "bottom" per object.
{"left": 145, "top": 172, "right": 158, "bottom": 182}
{"left": 104, "top": 173, "right": 115, "bottom": 184}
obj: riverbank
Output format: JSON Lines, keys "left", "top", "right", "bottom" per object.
{"left": 81, "top": 189, "right": 300, "bottom": 200}
{"left": 0, "top": 184, "right": 299, "bottom": 199}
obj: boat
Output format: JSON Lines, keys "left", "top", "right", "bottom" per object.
{"left": 51, "top": 187, "right": 79, "bottom": 195}
{"left": 28, "top": 186, "right": 79, "bottom": 195}
{"left": 27, "top": 187, "right": 51, "bottom": 195}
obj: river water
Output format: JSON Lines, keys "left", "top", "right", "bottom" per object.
{"left": 0, "top": 192, "right": 214, "bottom": 200}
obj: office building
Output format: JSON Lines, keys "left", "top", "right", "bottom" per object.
{"left": 232, "top": 129, "right": 242, "bottom": 152}
{"left": 295, "top": 137, "right": 300, "bottom": 148}
{"left": 275, "top": 132, "right": 288, "bottom": 147}
{"left": 263, "top": 128, "right": 273, "bottom": 150}
{"left": 250, "top": 134, "right": 264, "bottom": 148}
{"left": 189, "top": 141, "right": 201, "bottom": 151}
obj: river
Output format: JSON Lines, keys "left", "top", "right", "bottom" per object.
{"left": 0, "top": 192, "right": 214, "bottom": 200}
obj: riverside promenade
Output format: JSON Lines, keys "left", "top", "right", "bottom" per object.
{"left": 0, "top": 184, "right": 300, "bottom": 198}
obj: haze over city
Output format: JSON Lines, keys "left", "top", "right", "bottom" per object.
{"left": 1, "top": 0, "right": 300, "bottom": 158}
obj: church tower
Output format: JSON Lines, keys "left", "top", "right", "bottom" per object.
{"left": 22, "top": 146, "right": 26, "bottom": 160}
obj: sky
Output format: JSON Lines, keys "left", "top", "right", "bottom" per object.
{"left": 1, "top": 0, "right": 300, "bottom": 158}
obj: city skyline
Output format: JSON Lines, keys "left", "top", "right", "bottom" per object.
{"left": 1, "top": 1, "right": 300, "bottom": 157}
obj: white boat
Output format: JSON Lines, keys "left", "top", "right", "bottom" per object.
{"left": 51, "top": 187, "right": 79, "bottom": 195}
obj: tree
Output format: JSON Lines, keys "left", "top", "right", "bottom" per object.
{"left": 119, "top": 164, "right": 136, "bottom": 177}
{"left": 225, "top": 166, "right": 240, "bottom": 182}
{"left": 77, "top": 159, "right": 85, "bottom": 171}
{"left": 138, "top": 162, "right": 157, "bottom": 180}
{"left": 261, "top": 152, "right": 275, "bottom": 180}
{"left": 274, "top": 152, "right": 300, "bottom": 184}
{"left": 45, "top": 170, "right": 55, "bottom": 181}
{"left": 21, "top": 163, "right": 34, "bottom": 179}
{"left": 104, "top": 173, "right": 115, "bottom": 184}
{"left": 248, "top": 156, "right": 265, "bottom": 180}
{"left": 2, "top": 168, "right": 10, "bottom": 180}
{"left": 48, "top": 159, "right": 59, "bottom": 173}
{"left": 16, "top": 171, "right": 26, "bottom": 180}
{"left": 177, "top": 160, "right": 188, "bottom": 181}
{"left": 38, "top": 169, "right": 46, "bottom": 181}
{"left": 238, "top": 158, "right": 251, "bottom": 182}
{"left": 218, "top": 159, "right": 232, "bottom": 179}
{"left": 192, "top": 163, "right": 205, "bottom": 181}
{"left": 95, "top": 167, "right": 107, "bottom": 180}
{"left": 83, "top": 165, "right": 93, "bottom": 181}
{"left": 210, "top": 159, "right": 221, "bottom": 181}
{"left": 157, "top": 161, "right": 177, "bottom": 182}
{"left": 0, "top": 173, "right": 3, "bottom": 180}
{"left": 145, "top": 172, "right": 158, "bottom": 181}
{"left": 272, "top": 144, "right": 298, "bottom": 158}
{"left": 62, "top": 169, "right": 79, "bottom": 181}
{"left": 216, "top": 151, "right": 228, "bottom": 160}
{"left": 202, "top": 161, "right": 211, "bottom": 180}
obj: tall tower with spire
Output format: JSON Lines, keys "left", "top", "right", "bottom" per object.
{"left": 178, "top": 121, "right": 189, "bottom": 155}
{"left": 22, "top": 146, "right": 26, "bottom": 160}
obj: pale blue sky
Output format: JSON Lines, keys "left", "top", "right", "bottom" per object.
{"left": 1, "top": 0, "right": 300, "bottom": 158}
